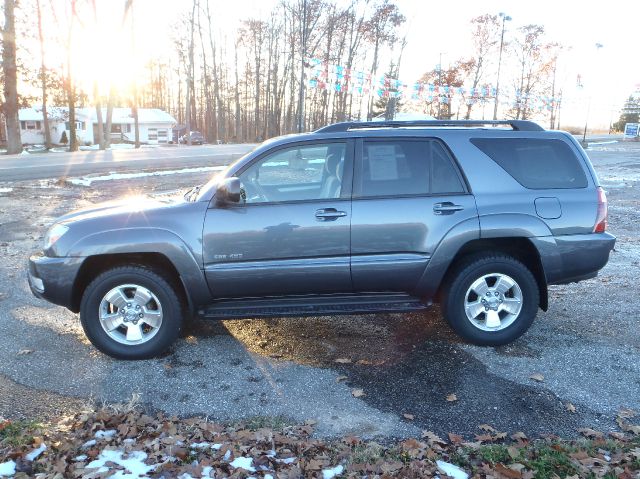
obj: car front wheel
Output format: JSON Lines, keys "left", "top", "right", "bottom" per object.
{"left": 80, "top": 266, "right": 183, "bottom": 359}
{"left": 442, "top": 255, "right": 539, "bottom": 346}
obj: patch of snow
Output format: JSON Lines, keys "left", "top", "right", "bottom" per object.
{"left": 68, "top": 165, "right": 226, "bottom": 186}
{"left": 74, "top": 454, "right": 88, "bottom": 461}
{"left": 123, "top": 438, "right": 136, "bottom": 444}
{"left": 190, "top": 441, "right": 211, "bottom": 449}
{"left": 82, "top": 439, "right": 97, "bottom": 448}
{"left": 436, "top": 460, "right": 469, "bottom": 479}
{"left": 177, "top": 474, "right": 196, "bottom": 479}
{"left": 211, "top": 443, "right": 222, "bottom": 450}
{"left": 264, "top": 475, "right": 274, "bottom": 479}
{"left": 230, "top": 456, "right": 256, "bottom": 472}
{"left": 25, "top": 442, "right": 47, "bottom": 461}
{"left": 20, "top": 150, "right": 30, "bottom": 155}
{"left": 0, "top": 188, "right": 13, "bottom": 194}
{"left": 86, "top": 449, "right": 155, "bottom": 478}
{"left": 95, "top": 429, "right": 117, "bottom": 439}
{"left": 322, "top": 465, "right": 344, "bottom": 479}
{"left": 222, "top": 449, "right": 231, "bottom": 461}
{"left": 588, "top": 140, "right": 618, "bottom": 146}
{"left": 0, "top": 460, "right": 16, "bottom": 477}
{"left": 201, "top": 466, "right": 214, "bottom": 478}
{"left": 277, "top": 457, "right": 297, "bottom": 464}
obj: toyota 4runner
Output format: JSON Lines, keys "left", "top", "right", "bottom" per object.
{"left": 28, "top": 120, "right": 616, "bottom": 359}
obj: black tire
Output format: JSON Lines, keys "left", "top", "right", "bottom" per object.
{"left": 80, "top": 266, "right": 183, "bottom": 359}
{"left": 442, "top": 254, "right": 539, "bottom": 346}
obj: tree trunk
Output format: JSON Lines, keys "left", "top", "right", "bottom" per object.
{"left": 35, "top": 0, "right": 52, "bottom": 149}
{"left": 234, "top": 44, "right": 241, "bottom": 141}
{"left": 66, "top": 0, "right": 78, "bottom": 152}
{"left": 185, "top": 0, "right": 196, "bottom": 145}
{"left": 93, "top": 80, "right": 105, "bottom": 149}
{"left": 105, "top": 85, "right": 115, "bottom": 147}
{"left": 3, "top": 0, "right": 22, "bottom": 154}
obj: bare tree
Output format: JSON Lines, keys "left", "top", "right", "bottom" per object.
{"left": 34, "top": 0, "right": 52, "bottom": 149}
{"left": 464, "top": 14, "right": 500, "bottom": 119}
{"left": 2, "top": 0, "right": 22, "bottom": 154}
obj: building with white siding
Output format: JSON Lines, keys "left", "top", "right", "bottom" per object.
{"left": 16, "top": 107, "right": 176, "bottom": 145}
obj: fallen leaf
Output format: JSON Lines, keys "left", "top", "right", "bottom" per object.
{"left": 479, "top": 424, "right": 497, "bottom": 433}
{"left": 335, "top": 375, "right": 348, "bottom": 383}
{"left": 565, "top": 402, "right": 576, "bottom": 413}
{"left": 448, "top": 432, "right": 463, "bottom": 444}
{"left": 17, "top": 349, "right": 34, "bottom": 355}
{"left": 334, "top": 358, "right": 352, "bottom": 364}
{"left": 511, "top": 432, "right": 528, "bottom": 442}
{"left": 578, "top": 427, "right": 603, "bottom": 439}
{"left": 618, "top": 407, "right": 637, "bottom": 419}
{"left": 529, "top": 373, "right": 544, "bottom": 382}
{"left": 446, "top": 393, "right": 458, "bottom": 402}
{"left": 422, "top": 431, "right": 447, "bottom": 445}
{"left": 356, "top": 359, "right": 373, "bottom": 365}
{"left": 403, "top": 413, "right": 415, "bottom": 421}
{"left": 351, "top": 388, "right": 365, "bottom": 398}
{"left": 494, "top": 462, "right": 523, "bottom": 478}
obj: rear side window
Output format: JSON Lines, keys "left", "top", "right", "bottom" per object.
{"left": 470, "top": 138, "right": 588, "bottom": 189}
{"left": 358, "top": 139, "right": 465, "bottom": 197}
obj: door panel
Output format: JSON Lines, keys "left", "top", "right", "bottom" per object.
{"left": 203, "top": 139, "right": 354, "bottom": 298}
{"left": 351, "top": 138, "right": 478, "bottom": 292}
{"left": 204, "top": 201, "right": 351, "bottom": 297}
{"left": 351, "top": 195, "right": 478, "bottom": 291}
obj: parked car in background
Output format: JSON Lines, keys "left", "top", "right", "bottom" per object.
{"left": 28, "top": 120, "right": 615, "bottom": 359}
{"left": 180, "top": 131, "right": 206, "bottom": 145}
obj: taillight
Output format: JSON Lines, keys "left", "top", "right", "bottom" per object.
{"left": 594, "top": 187, "right": 608, "bottom": 233}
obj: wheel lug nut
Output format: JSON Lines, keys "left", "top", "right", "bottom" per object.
{"left": 127, "top": 303, "right": 131, "bottom": 307}
{"left": 139, "top": 313, "right": 143, "bottom": 318}
{"left": 494, "top": 292, "right": 499, "bottom": 297}
{"left": 135, "top": 305, "right": 140, "bottom": 310}
{"left": 486, "top": 292, "right": 490, "bottom": 296}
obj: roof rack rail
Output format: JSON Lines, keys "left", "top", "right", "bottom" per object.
{"left": 314, "top": 119, "right": 544, "bottom": 133}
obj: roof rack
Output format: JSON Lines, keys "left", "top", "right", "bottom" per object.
{"left": 314, "top": 120, "right": 544, "bottom": 133}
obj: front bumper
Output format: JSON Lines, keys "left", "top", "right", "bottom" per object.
{"left": 28, "top": 253, "right": 85, "bottom": 311}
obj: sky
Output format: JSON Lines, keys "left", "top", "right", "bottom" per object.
{"left": 57, "top": 0, "right": 640, "bottom": 129}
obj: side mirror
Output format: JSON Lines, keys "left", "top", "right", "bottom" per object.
{"left": 216, "top": 177, "right": 242, "bottom": 205}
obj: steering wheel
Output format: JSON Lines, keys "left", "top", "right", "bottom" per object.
{"left": 241, "top": 176, "right": 269, "bottom": 203}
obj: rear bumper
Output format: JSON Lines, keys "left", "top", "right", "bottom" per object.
{"left": 545, "top": 232, "right": 616, "bottom": 285}
{"left": 28, "top": 253, "right": 85, "bottom": 311}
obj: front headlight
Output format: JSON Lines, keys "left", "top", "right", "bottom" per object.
{"left": 44, "top": 224, "right": 69, "bottom": 250}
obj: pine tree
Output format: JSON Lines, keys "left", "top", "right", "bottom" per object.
{"left": 613, "top": 95, "right": 640, "bottom": 132}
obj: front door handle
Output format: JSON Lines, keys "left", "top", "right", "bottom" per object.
{"left": 433, "top": 202, "right": 464, "bottom": 215}
{"left": 315, "top": 208, "right": 347, "bottom": 221}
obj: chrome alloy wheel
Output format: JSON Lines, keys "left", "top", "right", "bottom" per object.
{"left": 98, "top": 284, "right": 163, "bottom": 345}
{"left": 463, "top": 273, "right": 523, "bottom": 331}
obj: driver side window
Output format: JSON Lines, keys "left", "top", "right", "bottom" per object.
{"left": 238, "top": 142, "right": 346, "bottom": 204}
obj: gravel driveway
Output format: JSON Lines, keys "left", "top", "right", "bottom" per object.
{"left": 0, "top": 141, "right": 638, "bottom": 439}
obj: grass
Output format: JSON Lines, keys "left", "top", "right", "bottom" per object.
{"left": 475, "top": 444, "right": 513, "bottom": 465}
{"left": 522, "top": 445, "right": 579, "bottom": 479}
{"left": 0, "top": 419, "right": 41, "bottom": 447}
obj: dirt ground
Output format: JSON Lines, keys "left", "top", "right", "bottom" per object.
{"left": 0, "top": 140, "right": 638, "bottom": 439}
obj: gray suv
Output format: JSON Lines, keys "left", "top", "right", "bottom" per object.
{"left": 28, "top": 120, "right": 615, "bottom": 359}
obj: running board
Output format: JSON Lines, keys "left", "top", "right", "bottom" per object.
{"left": 199, "top": 293, "right": 430, "bottom": 320}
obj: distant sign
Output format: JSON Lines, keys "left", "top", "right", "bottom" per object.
{"left": 624, "top": 123, "right": 639, "bottom": 139}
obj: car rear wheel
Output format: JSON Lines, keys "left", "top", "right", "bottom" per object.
{"left": 442, "top": 255, "right": 539, "bottom": 346}
{"left": 80, "top": 266, "right": 183, "bottom": 359}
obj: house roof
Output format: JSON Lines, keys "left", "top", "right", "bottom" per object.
{"left": 19, "top": 107, "right": 176, "bottom": 125}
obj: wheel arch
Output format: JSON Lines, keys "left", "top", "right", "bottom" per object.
{"left": 71, "top": 252, "right": 192, "bottom": 314}
{"left": 435, "top": 237, "right": 548, "bottom": 311}
{"left": 66, "top": 228, "right": 210, "bottom": 314}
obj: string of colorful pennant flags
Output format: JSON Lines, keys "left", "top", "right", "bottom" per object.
{"left": 305, "top": 57, "right": 562, "bottom": 111}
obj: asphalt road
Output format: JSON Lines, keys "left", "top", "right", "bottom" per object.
{"left": 0, "top": 144, "right": 256, "bottom": 181}
{"left": 0, "top": 137, "right": 638, "bottom": 440}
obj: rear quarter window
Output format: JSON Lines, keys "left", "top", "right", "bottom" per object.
{"left": 470, "top": 138, "right": 588, "bottom": 189}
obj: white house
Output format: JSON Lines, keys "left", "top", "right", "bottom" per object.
{"left": 17, "top": 107, "right": 177, "bottom": 145}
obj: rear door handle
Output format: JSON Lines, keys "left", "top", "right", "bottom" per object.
{"left": 433, "top": 202, "right": 464, "bottom": 215}
{"left": 315, "top": 208, "right": 347, "bottom": 221}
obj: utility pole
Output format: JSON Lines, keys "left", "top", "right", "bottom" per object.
{"left": 582, "top": 43, "right": 604, "bottom": 146}
{"left": 297, "top": 0, "right": 307, "bottom": 133}
{"left": 493, "top": 12, "right": 511, "bottom": 121}
{"left": 436, "top": 52, "right": 444, "bottom": 119}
